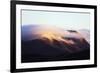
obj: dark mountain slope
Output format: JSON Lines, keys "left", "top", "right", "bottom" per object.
{"left": 21, "top": 37, "right": 90, "bottom": 63}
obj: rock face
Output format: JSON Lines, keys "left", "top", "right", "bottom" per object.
{"left": 21, "top": 25, "right": 90, "bottom": 63}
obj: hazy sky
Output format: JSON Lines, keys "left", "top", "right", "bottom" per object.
{"left": 22, "top": 10, "right": 90, "bottom": 30}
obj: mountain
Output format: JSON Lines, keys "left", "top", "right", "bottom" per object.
{"left": 21, "top": 25, "right": 90, "bottom": 63}
{"left": 22, "top": 36, "right": 90, "bottom": 63}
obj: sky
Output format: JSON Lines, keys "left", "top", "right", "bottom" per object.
{"left": 22, "top": 10, "right": 90, "bottom": 30}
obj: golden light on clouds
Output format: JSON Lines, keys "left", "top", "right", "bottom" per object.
{"left": 39, "top": 29, "right": 75, "bottom": 45}
{"left": 31, "top": 25, "right": 86, "bottom": 46}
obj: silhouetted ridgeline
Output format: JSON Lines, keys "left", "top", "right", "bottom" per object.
{"left": 21, "top": 25, "right": 90, "bottom": 63}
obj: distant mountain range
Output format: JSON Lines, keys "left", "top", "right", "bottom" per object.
{"left": 21, "top": 25, "right": 90, "bottom": 42}
{"left": 21, "top": 25, "right": 90, "bottom": 63}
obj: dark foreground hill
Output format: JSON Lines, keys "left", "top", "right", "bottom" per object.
{"left": 21, "top": 37, "right": 90, "bottom": 63}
